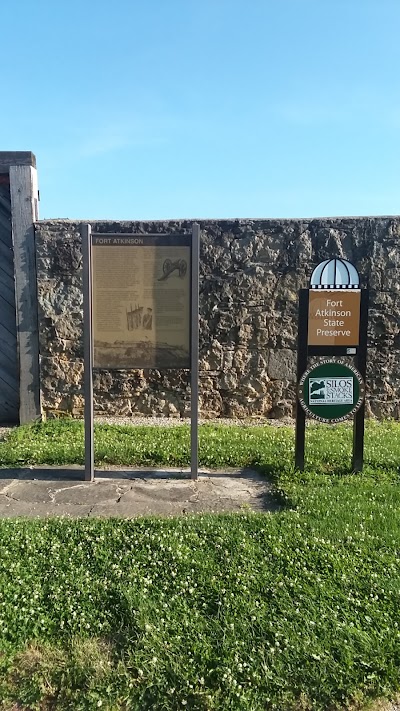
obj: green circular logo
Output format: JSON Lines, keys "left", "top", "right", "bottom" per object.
{"left": 298, "top": 359, "right": 365, "bottom": 423}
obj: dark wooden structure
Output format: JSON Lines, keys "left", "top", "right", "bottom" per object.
{"left": 0, "top": 174, "right": 19, "bottom": 421}
{"left": 0, "top": 152, "right": 40, "bottom": 423}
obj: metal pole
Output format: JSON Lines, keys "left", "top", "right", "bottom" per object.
{"left": 190, "top": 223, "right": 200, "bottom": 481}
{"left": 352, "top": 289, "right": 369, "bottom": 472}
{"left": 82, "top": 224, "right": 94, "bottom": 482}
{"left": 295, "top": 289, "right": 309, "bottom": 470}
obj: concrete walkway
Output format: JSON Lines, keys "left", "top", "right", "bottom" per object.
{"left": 0, "top": 467, "right": 279, "bottom": 518}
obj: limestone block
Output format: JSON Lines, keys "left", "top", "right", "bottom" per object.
{"left": 268, "top": 349, "right": 297, "bottom": 382}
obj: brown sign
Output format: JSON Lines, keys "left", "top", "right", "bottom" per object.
{"left": 308, "top": 290, "right": 361, "bottom": 346}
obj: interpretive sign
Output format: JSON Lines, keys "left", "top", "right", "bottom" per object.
{"left": 298, "top": 360, "right": 365, "bottom": 423}
{"left": 91, "top": 234, "right": 191, "bottom": 369}
{"left": 308, "top": 290, "right": 361, "bottom": 347}
{"left": 82, "top": 224, "right": 200, "bottom": 483}
{"left": 295, "top": 257, "right": 369, "bottom": 472}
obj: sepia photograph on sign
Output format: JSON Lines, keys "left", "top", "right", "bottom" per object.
{"left": 91, "top": 234, "right": 191, "bottom": 369}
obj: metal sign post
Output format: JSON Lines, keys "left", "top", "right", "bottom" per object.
{"left": 190, "top": 224, "right": 200, "bottom": 481}
{"left": 82, "top": 224, "right": 94, "bottom": 482}
{"left": 295, "top": 258, "right": 369, "bottom": 472}
{"left": 81, "top": 223, "right": 200, "bottom": 482}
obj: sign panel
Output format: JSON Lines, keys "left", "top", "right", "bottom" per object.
{"left": 298, "top": 359, "right": 365, "bottom": 423}
{"left": 91, "top": 234, "right": 191, "bottom": 369}
{"left": 308, "top": 290, "right": 361, "bottom": 347}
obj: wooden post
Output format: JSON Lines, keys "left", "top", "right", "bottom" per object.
{"left": 9, "top": 158, "right": 41, "bottom": 424}
{"left": 352, "top": 289, "right": 369, "bottom": 472}
{"left": 295, "top": 289, "right": 309, "bottom": 470}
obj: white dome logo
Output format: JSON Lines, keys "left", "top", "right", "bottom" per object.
{"left": 310, "top": 258, "right": 360, "bottom": 289}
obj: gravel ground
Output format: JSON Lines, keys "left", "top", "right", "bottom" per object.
{"left": 93, "top": 415, "right": 295, "bottom": 427}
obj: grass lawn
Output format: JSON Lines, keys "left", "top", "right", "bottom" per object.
{"left": 0, "top": 420, "right": 399, "bottom": 710}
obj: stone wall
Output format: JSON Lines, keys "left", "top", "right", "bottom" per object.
{"left": 35, "top": 217, "right": 400, "bottom": 420}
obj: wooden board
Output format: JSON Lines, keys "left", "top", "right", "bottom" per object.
{"left": 10, "top": 165, "right": 41, "bottom": 423}
{"left": 0, "top": 152, "right": 36, "bottom": 171}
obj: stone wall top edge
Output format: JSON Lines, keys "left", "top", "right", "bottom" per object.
{"left": 36, "top": 215, "right": 400, "bottom": 227}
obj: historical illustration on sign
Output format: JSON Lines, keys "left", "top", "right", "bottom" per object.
{"left": 92, "top": 236, "right": 191, "bottom": 369}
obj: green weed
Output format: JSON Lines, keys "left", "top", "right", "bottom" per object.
{"left": 0, "top": 420, "right": 399, "bottom": 709}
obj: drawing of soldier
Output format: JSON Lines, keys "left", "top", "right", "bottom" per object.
{"left": 143, "top": 308, "right": 153, "bottom": 330}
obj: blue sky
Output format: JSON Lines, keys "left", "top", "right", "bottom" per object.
{"left": 3, "top": 0, "right": 400, "bottom": 219}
